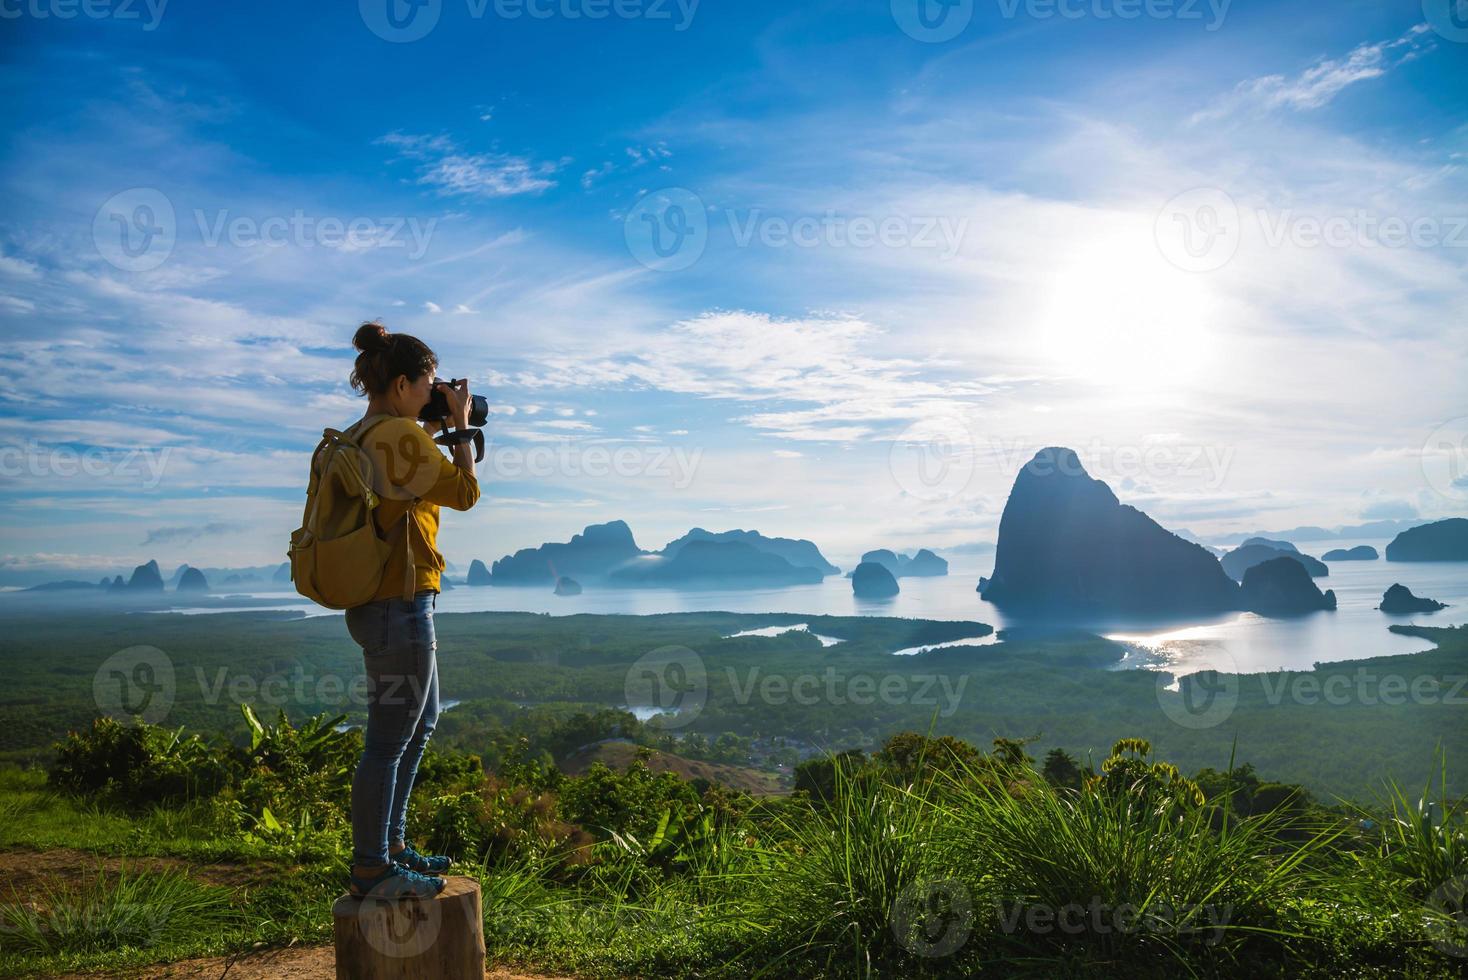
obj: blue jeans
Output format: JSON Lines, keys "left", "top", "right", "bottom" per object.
{"left": 344, "top": 589, "right": 439, "bottom": 867}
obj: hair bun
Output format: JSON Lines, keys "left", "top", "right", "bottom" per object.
{"left": 352, "top": 321, "right": 391, "bottom": 354}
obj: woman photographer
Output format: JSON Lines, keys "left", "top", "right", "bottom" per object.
{"left": 341, "top": 321, "right": 481, "bottom": 899}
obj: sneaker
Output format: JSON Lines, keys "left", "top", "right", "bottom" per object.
{"left": 391, "top": 841, "right": 453, "bottom": 875}
{"left": 348, "top": 860, "right": 446, "bottom": 900}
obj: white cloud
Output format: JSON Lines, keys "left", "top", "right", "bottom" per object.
{"left": 1191, "top": 25, "right": 1435, "bottom": 122}
{"left": 501, "top": 311, "right": 998, "bottom": 444}
{"left": 377, "top": 132, "right": 558, "bottom": 198}
{"left": 0, "top": 254, "right": 40, "bottom": 279}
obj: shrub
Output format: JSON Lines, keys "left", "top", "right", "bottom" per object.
{"left": 48, "top": 718, "right": 228, "bottom": 805}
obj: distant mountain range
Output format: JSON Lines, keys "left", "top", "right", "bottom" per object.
{"left": 471, "top": 520, "right": 848, "bottom": 591}
{"left": 1202, "top": 519, "right": 1426, "bottom": 545}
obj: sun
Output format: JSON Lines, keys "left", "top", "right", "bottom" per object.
{"left": 1034, "top": 234, "right": 1219, "bottom": 391}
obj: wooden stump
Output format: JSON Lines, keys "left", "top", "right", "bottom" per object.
{"left": 332, "top": 875, "right": 485, "bottom": 979}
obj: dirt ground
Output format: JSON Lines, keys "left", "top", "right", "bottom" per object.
{"left": 56, "top": 944, "right": 575, "bottom": 979}
{"left": 0, "top": 848, "right": 576, "bottom": 979}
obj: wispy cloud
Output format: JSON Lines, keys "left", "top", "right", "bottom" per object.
{"left": 1191, "top": 24, "right": 1434, "bottom": 123}
{"left": 497, "top": 311, "right": 999, "bottom": 443}
{"left": 377, "top": 132, "right": 560, "bottom": 198}
{"left": 143, "top": 521, "right": 247, "bottom": 546}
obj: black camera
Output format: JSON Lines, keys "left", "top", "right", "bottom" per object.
{"left": 419, "top": 377, "right": 489, "bottom": 428}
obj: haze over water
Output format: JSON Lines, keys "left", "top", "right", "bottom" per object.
{"left": 101, "top": 539, "right": 1468, "bottom": 676}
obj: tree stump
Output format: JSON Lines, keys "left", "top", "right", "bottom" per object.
{"left": 332, "top": 876, "right": 485, "bottom": 979}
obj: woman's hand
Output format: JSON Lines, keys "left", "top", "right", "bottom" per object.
{"left": 436, "top": 378, "right": 472, "bottom": 429}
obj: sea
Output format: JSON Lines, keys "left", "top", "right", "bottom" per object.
{"left": 45, "top": 536, "right": 1466, "bottom": 678}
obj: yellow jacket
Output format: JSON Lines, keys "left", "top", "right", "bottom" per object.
{"left": 351, "top": 415, "right": 480, "bottom": 600}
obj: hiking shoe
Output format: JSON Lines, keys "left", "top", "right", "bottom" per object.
{"left": 349, "top": 861, "right": 445, "bottom": 900}
{"left": 392, "top": 842, "right": 453, "bottom": 875}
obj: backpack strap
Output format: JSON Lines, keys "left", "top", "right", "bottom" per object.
{"left": 343, "top": 414, "right": 420, "bottom": 604}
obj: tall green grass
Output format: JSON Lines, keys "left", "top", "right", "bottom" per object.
{"left": 0, "top": 866, "right": 235, "bottom": 956}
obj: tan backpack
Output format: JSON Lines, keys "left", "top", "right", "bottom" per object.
{"left": 287, "top": 414, "right": 418, "bottom": 609}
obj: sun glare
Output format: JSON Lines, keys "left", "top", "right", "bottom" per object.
{"left": 1035, "top": 237, "right": 1218, "bottom": 391}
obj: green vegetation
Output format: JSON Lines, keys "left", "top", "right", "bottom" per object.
{"left": 1, "top": 609, "right": 1464, "bottom": 799}
{"left": 0, "top": 610, "right": 1464, "bottom": 975}
{"left": 0, "top": 714, "right": 1463, "bottom": 978}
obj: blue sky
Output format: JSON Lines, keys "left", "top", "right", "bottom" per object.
{"left": 0, "top": 0, "right": 1465, "bottom": 580}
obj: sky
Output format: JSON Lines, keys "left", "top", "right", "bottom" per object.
{"left": 0, "top": 0, "right": 1465, "bottom": 582}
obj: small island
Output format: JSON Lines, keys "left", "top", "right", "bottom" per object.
{"left": 1377, "top": 583, "right": 1447, "bottom": 614}
{"left": 1239, "top": 556, "right": 1337, "bottom": 615}
{"left": 1321, "top": 545, "right": 1377, "bottom": 561}
{"left": 851, "top": 561, "right": 900, "bottom": 598}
